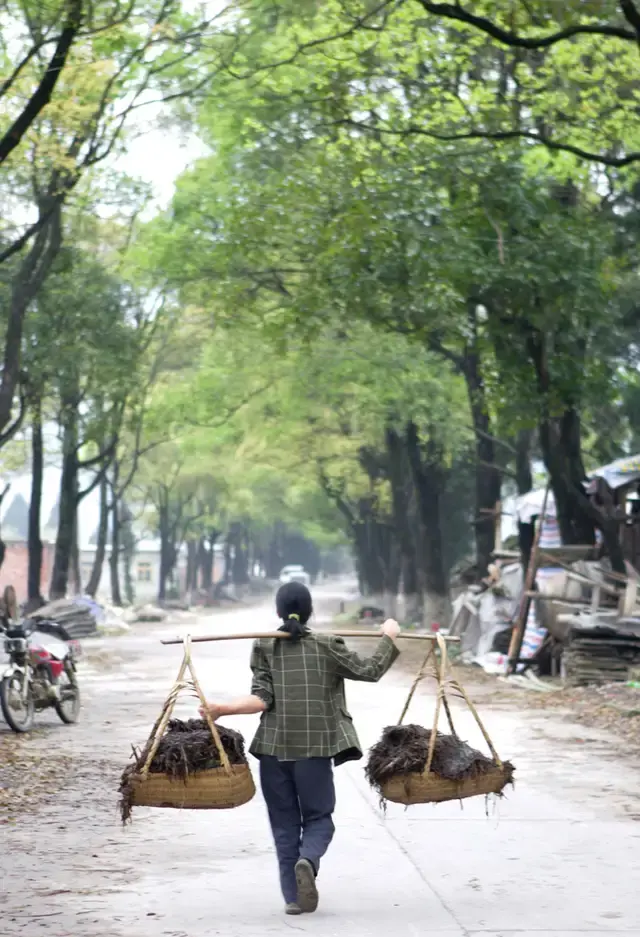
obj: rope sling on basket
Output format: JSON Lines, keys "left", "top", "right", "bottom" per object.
{"left": 366, "top": 633, "right": 515, "bottom": 806}
{"left": 119, "top": 636, "right": 255, "bottom": 821}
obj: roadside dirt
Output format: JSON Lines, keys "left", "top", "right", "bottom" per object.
{"left": 373, "top": 626, "right": 640, "bottom": 756}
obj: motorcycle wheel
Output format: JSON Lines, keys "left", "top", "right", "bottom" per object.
{"left": 54, "top": 665, "right": 80, "bottom": 724}
{"left": 0, "top": 672, "right": 35, "bottom": 733}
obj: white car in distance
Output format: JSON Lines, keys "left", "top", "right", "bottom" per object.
{"left": 278, "top": 565, "right": 311, "bottom": 586}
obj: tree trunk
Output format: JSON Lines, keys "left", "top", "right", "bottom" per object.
{"left": 123, "top": 550, "right": 134, "bottom": 605}
{"left": 515, "top": 429, "right": 533, "bottom": 495}
{"left": 209, "top": 534, "right": 218, "bottom": 585}
{"left": 50, "top": 407, "right": 78, "bottom": 599}
{"left": 86, "top": 473, "right": 109, "bottom": 598}
{"left": 319, "top": 465, "right": 397, "bottom": 609}
{"left": 384, "top": 535, "right": 402, "bottom": 618}
{"left": 109, "top": 488, "right": 123, "bottom": 607}
{"left": 247, "top": 535, "right": 255, "bottom": 579}
{"left": 385, "top": 426, "right": 422, "bottom": 619}
{"left": 428, "top": 303, "right": 500, "bottom": 577}
{"left": 540, "top": 408, "right": 594, "bottom": 545}
{"left": 0, "top": 203, "right": 62, "bottom": 437}
{"left": 405, "top": 421, "right": 451, "bottom": 626}
{"left": 0, "top": 484, "right": 10, "bottom": 575}
{"left": 266, "top": 522, "right": 285, "bottom": 578}
{"left": 461, "top": 348, "right": 501, "bottom": 579}
{"left": 352, "top": 506, "right": 397, "bottom": 609}
{"left": 120, "top": 501, "right": 135, "bottom": 604}
{"left": 353, "top": 525, "right": 385, "bottom": 600}
{"left": 527, "top": 330, "right": 625, "bottom": 572}
{"left": 231, "top": 522, "right": 250, "bottom": 586}
{"left": 70, "top": 517, "right": 81, "bottom": 594}
{"left": 538, "top": 409, "right": 625, "bottom": 571}
{"left": 222, "top": 531, "right": 233, "bottom": 585}
{"left": 27, "top": 398, "right": 44, "bottom": 605}
{"left": 357, "top": 448, "right": 401, "bottom": 612}
{"left": 158, "top": 504, "right": 169, "bottom": 603}
{"left": 157, "top": 496, "right": 177, "bottom": 603}
{"left": 186, "top": 539, "right": 198, "bottom": 597}
{"left": 0, "top": 1, "right": 83, "bottom": 167}
{"left": 198, "top": 538, "right": 210, "bottom": 591}
{"left": 402, "top": 554, "right": 422, "bottom": 621}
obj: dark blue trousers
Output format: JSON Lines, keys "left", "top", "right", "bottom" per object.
{"left": 259, "top": 756, "right": 336, "bottom": 904}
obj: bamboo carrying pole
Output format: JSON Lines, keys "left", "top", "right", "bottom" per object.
{"left": 161, "top": 630, "right": 461, "bottom": 646}
{"left": 507, "top": 481, "right": 551, "bottom": 673}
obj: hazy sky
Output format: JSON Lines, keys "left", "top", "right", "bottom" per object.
{"left": 115, "top": 0, "right": 220, "bottom": 208}
{"left": 113, "top": 108, "right": 209, "bottom": 212}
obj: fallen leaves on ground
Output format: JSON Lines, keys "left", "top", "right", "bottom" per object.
{"left": 0, "top": 733, "right": 73, "bottom": 821}
{"left": 520, "top": 683, "right": 640, "bottom": 747}
{"left": 397, "top": 650, "right": 640, "bottom": 754}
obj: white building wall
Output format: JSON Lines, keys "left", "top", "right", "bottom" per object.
{"left": 79, "top": 547, "right": 188, "bottom": 604}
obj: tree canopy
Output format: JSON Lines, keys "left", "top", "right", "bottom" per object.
{"left": 2, "top": 0, "right": 640, "bottom": 617}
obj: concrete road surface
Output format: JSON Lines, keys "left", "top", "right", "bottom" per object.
{"left": 1, "top": 591, "right": 639, "bottom": 936}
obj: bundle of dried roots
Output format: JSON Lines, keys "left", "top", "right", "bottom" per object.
{"left": 365, "top": 724, "right": 514, "bottom": 798}
{"left": 119, "top": 718, "right": 248, "bottom": 823}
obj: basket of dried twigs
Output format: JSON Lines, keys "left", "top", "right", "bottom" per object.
{"left": 366, "top": 634, "right": 514, "bottom": 807}
{"left": 119, "top": 636, "right": 255, "bottom": 822}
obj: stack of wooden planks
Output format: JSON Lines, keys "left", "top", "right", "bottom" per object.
{"left": 564, "top": 623, "right": 640, "bottom": 686}
{"left": 28, "top": 598, "right": 99, "bottom": 638}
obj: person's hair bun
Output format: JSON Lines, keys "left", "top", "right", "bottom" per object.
{"left": 276, "top": 582, "right": 313, "bottom": 642}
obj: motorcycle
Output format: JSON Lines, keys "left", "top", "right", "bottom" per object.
{"left": 0, "top": 612, "right": 82, "bottom": 733}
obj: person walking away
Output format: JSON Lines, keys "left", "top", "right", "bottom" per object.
{"left": 201, "top": 581, "right": 401, "bottom": 915}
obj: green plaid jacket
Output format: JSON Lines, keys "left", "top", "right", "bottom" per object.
{"left": 248, "top": 633, "right": 399, "bottom": 765}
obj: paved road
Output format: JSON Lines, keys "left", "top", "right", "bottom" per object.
{"left": 1, "top": 592, "right": 639, "bottom": 936}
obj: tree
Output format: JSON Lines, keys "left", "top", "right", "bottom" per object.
{"left": 27, "top": 241, "right": 153, "bottom": 598}
{"left": 1, "top": 1, "right": 85, "bottom": 168}
{"left": 132, "top": 446, "right": 217, "bottom": 602}
{"left": 0, "top": 0, "right": 225, "bottom": 441}
{"left": 27, "top": 0, "right": 634, "bottom": 611}
{"left": 150, "top": 56, "right": 639, "bottom": 571}
{"left": 219, "top": 0, "right": 640, "bottom": 168}
{"left": 142, "top": 314, "right": 473, "bottom": 619}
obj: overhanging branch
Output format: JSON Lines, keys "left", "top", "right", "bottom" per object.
{"left": 333, "top": 118, "right": 640, "bottom": 168}
{"left": 0, "top": 0, "right": 84, "bottom": 166}
{"left": 414, "top": 1, "right": 636, "bottom": 49}
{"left": 620, "top": 0, "right": 640, "bottom": 39}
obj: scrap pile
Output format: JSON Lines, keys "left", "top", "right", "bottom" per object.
{"left": 119, "top": 718, "right": 250, "bottom": 822}
{"left": 366, "top": 724, "right": 514, "bottom": 807}
{"left": 28, "top": 597, "right": 99, "bottom": 638}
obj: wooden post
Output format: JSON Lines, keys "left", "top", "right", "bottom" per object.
{"left": 507, "top": 483, "right": 551, "bottom": 674}
{"left": 494, "top": 500, "right": 502, "bottom": 552}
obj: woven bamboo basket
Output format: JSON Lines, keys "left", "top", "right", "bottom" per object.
{"left": 381, "top": 764, "right": 513, "bottom": 806}
{"left": 129, "top": 763, "right": 255, "bottom": 810}
{"left": 379, "top": 633, "right": 513, "bottom": 807}
{"left": 130, "top": 635, "right": 256, "bottom": 811}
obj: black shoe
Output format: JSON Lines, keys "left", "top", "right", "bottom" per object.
{"left": 295, "top": 858, "right": 319, "bottom": 913}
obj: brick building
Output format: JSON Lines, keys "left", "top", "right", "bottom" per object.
{"left": 0, "top": 540, "right": 56, "bottom": 600}
{"left": 0, "top": 467, "right": 188, "bottom": 604}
